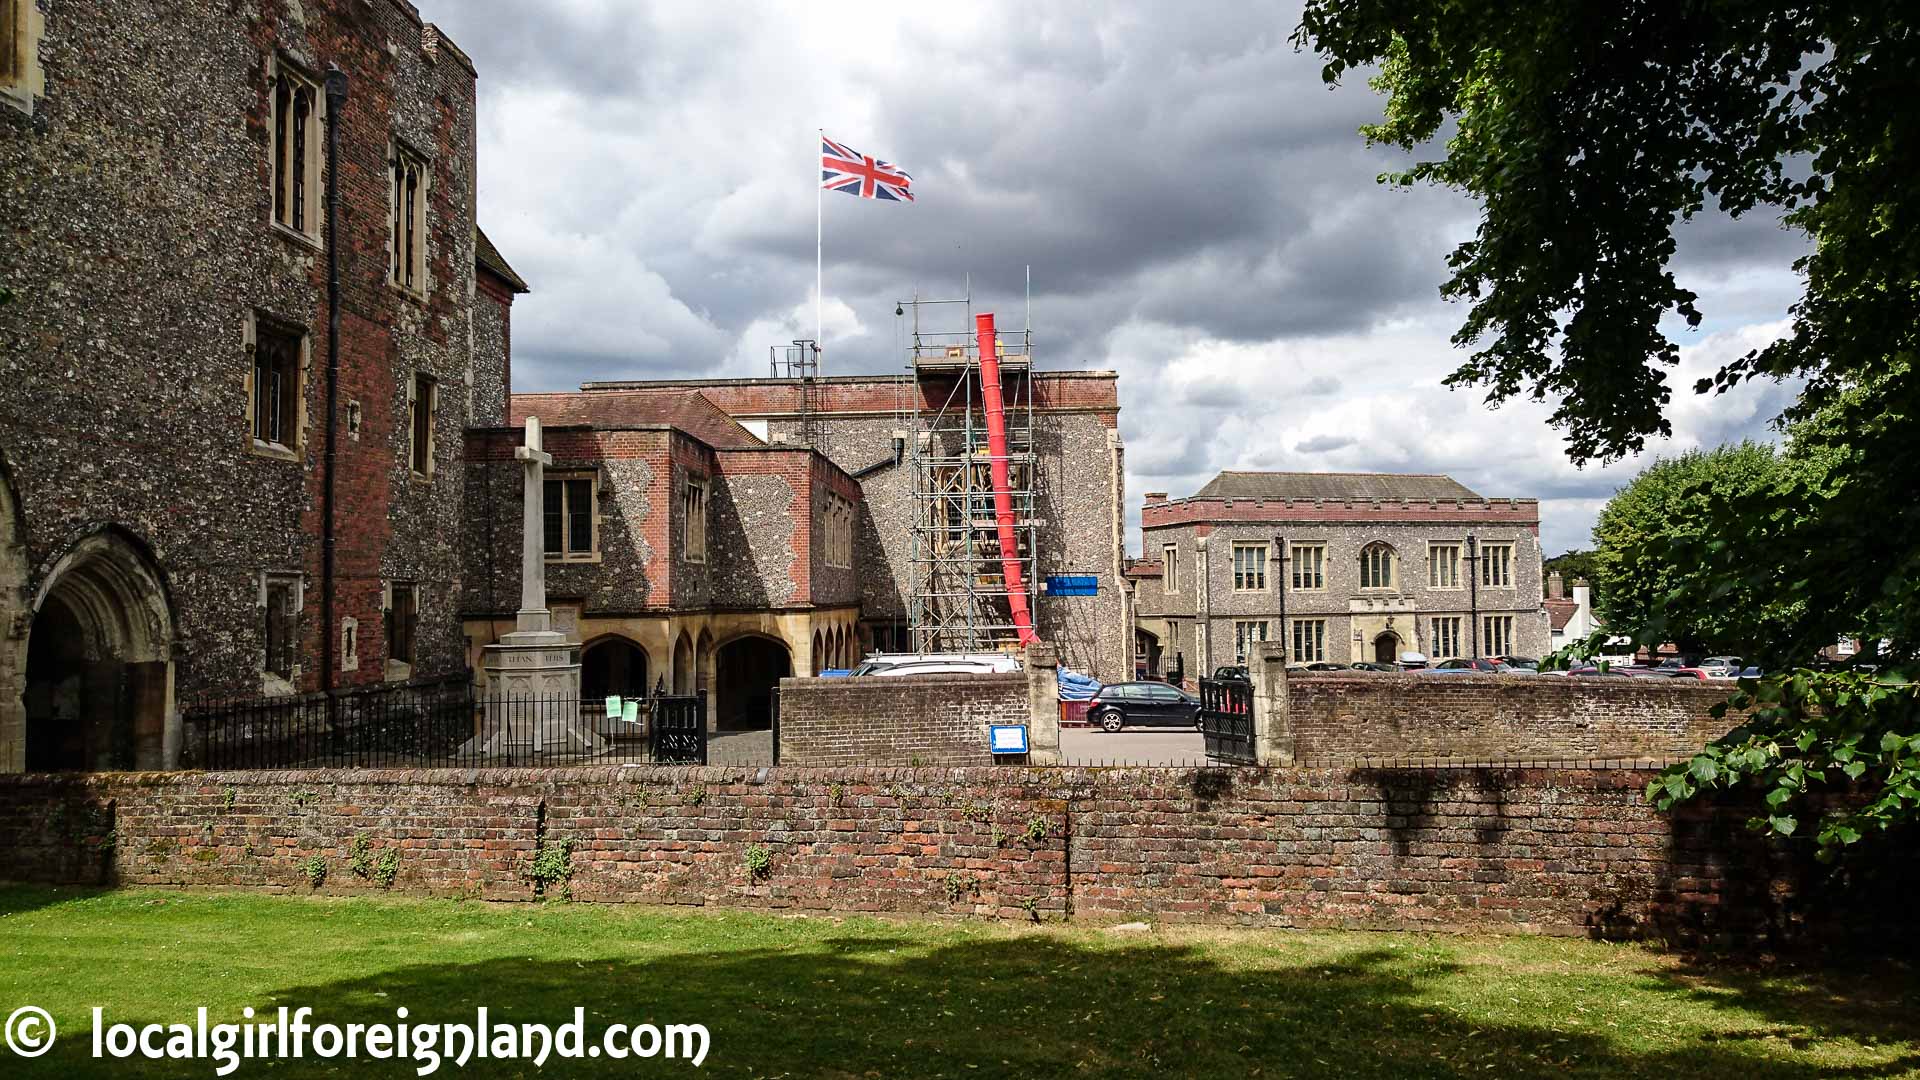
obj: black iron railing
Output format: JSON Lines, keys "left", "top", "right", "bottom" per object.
{"left": 1197, "top": 677, "right": 1256, "bottom": 764}
{"left": 182, "top": 677, "right": 711, "bottom": 769}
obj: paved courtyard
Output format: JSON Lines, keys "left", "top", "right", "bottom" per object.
{"left": 1060, "top": 725, "right": 1208, "bottom": 765}
{"left": 708, "top": 728, "right": 775, "bottom": 764}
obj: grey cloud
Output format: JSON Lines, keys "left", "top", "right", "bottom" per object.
{"left": 425, "top": 0, "right": 1815, "bottom": 555}
{"left": 1294, "top": 434, "right": 1354, "bottom": 453}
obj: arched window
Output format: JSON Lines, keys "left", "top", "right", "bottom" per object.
{"left": 1359, "top": 542, "right": 1396, "bottom": 590}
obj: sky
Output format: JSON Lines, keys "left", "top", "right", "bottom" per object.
{"left": 429, "top": 1, "right": 1810, "bottom": 559}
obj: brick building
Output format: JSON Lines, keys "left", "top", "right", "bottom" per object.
{"left": 0, "top": 0, "right": 499, "bottom": 770}
{"left": 462, "top": 388, "right": 865, "bottom": 731}
{"left": 1130, "top": 471, "right": 1550, "bottom": 677}
{"left": 465, "top": 368, "right": 1131, "bottom": 730}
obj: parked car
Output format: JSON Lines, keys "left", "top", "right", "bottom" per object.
{"left": 1085, "top": 681, "right": 1202, "bottom": 732}
{"left": 1211, "top": 665, "right": 1250, "bottom": 684}
{"left": 848, "top": 652, "right": 1021, "bottom": 677}
{"left": 1698, "top": 656, "right": 1744, "bottom": 678}
{"left": 1348, "top": 661, "right": 1397, "bottom": 672}
{"left": 1424, "top": 658, "right": 1514, "bottom": 674}
{"left": 1661, "top": 667, "right": 1710, "bottom": 680}
{"left": 1302, "top": 662, "right": 1351, "bottom": 672}
{"left": 1555, "top": 666, "right": 1630, "bottom": 677}
{"left": 1496, "top": 656, "right": 1540, "bottom": 672}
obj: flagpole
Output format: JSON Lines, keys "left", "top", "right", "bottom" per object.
{"left": 815, "top": 127, "right": 824, "bottom": 375}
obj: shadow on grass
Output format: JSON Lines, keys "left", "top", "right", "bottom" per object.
{"left": 10, "top": 929, "right": 1919, "bottom": 1079}
{"left": 0, "top": 883, "right": 112, "bottom": 917}
{"left": 1645, "top": 952, "right": 1920, "bottom": 1048}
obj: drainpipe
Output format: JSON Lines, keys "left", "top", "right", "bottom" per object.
{"left": 1271, "top": 533, "right": 1286, "bottom": 662}
{"left": 1466, "top": 533, "right": 1479, "bottom": 660}
{"left": 320, "top": 67, "right": 349, "bottom": 698}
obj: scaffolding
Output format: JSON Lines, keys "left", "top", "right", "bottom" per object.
{"left": 902, "top": 294, "right": 1040, "bottom": 654}
{"left": 768, "top": 338, "right": 825, "bottom": 453}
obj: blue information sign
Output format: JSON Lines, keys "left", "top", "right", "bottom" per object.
{"left": 989, "top": 725, "right": 1030, "bottom": 755}
{"left": 1046, "top": 575, "right": 1099, "bottom": 596}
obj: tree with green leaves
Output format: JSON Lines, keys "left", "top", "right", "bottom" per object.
{"left": 1296, "top": 1, "right": 1918, "bottom": 854}
{"left": 1541, "top": 549, "right": 1598, "bottom": 596}
{"left": 1589, "top": 442, "right": 1787, "bottom": 657}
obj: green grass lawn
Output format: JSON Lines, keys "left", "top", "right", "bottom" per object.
{"left": 0, "top": 887, "right": 1914, "bottom": 1078}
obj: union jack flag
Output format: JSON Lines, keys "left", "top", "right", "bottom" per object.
{"left": 821, "top": 135, "right": 914, "bottom": 202}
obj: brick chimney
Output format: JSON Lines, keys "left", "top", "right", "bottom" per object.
{"left": 1547, "top": 570, "right": 1565, "bottom": 599}
{"left": 1144, "top": 491, "right": 1169, "bottom": 505}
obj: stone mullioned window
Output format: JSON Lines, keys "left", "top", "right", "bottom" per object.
{"left": 682, "top": 477, "right": 708, "bottom": 562}
{"left": 1483, "top": 614, "right": 1515, "bottom": 657}
{"left": 544, "top": 473, "right": 598, "bottom": 562}
{"left": 1479, "top": 543, "right": 1514, "bottom": 588}
{"left": 269, "top": 55, "right": 322, "bottom": 243}
{"left": 1231, "top": 541, "right": 1267, "bottom": 592}
{"left": 389, "top": 140, "right": 430, "bottom": 296}
{"left": 1290, "top": 543, "right": 1325, "bottom": 591}
{"left": 1359, "top": 541, "right": 1397, "bottom": 590}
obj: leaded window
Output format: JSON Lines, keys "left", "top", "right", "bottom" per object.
{"left": 544, "top": 475, "right": 597, "bottom": 560}
{"left": 272, "top": 60, "right": 319, "bottom": 237}
{"left": 1359, "top": 542, "right": 1396, "bottom": 590}
{"left": 1232, "top": 542, "right": 1267, "bottom": 591}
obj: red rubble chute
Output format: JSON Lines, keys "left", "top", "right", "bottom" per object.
{"left": 975, "top": 312, "right": 1039, "bottom": 647}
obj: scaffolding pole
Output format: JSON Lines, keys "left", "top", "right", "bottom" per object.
{"left": 902, "top": 292, "right": 1041, "bottom": 655}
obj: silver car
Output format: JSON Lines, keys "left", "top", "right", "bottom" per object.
{"left": 848, "top": 652, "right": 1022, "bottom": 677}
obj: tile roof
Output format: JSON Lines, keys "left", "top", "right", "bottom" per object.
{"left": 511, "top": 389, "right": 765, "bottom": 449}
{"left": 1194, "top": 470, "right": 1483, "bottom": 501}
{"left": 475, "top": 226, "right": 529, "bottom": 293}
{"left": 1545, "top": 597, "right": 1578, "bottom": 631}
{"left": 1123, "top": 558, "right": 1163, "bottom": 579}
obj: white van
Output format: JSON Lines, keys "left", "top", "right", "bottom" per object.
{"left": 848, "top": 652, "right": 1022, "bottom": 677}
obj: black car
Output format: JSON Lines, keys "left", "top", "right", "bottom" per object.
{"left": 1425, "top": 658, "right": 1515, "bottom": 674}
{"left": 1211, "top": 665, "right": 1250, "bottom": 683}
{"left": 1086, "top": 681, "right": 1202, "bottom": 732}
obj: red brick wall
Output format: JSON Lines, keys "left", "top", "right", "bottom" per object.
{"left": 777, "top": 674, "right": 1030, "bottom": 765}
{"left": 0, "top": 764, "right": 1879, "bottom": 942}
{"left": 1285, "top": 674, "right": 1739, "bottom": 762}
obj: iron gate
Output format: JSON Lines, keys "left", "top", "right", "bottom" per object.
{"left": 1197, "top": 677, "right": 1255, "bottom": 764}
{"left": 649, "top": 690, "right": 708, "bottom": 764}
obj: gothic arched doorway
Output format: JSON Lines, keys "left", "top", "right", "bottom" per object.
{"left": 23, "top": 529, "right": 176, "bottom": 771}
{"left": 714, "top": 636, "right": 790, "bottom": 731}
{"left": 581, "top": 637, "right": 648, "bottom": 699}
{"left": 1373, "top": 631, "right": 1401, "bottom": 666}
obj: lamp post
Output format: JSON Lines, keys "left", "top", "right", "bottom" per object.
{"left": 1466, "top": 533, "right": 1480, "bottom": 660}
{"left": 1270, "top": 533, "right": 1288, "bottom": 663}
